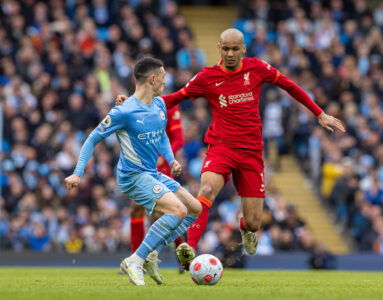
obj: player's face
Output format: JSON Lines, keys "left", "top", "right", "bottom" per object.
{"left": 152, "top": 67, "right": 166, "bottom": 96}
{"left": 218, "top": 40, "right": 246, "bottom": 70}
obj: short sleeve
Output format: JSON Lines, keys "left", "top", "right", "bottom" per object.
{"left": 95, "top": 106, "right": 126, "bottom": 138}
{"left": 181, "top": 71, "right": 206, "bottom": 99}
{"left": 252, "top": 58, "right": 281, "bottom": 84}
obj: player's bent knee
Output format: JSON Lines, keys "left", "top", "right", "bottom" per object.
{"left": 173, "top": 202, "right": 187, "bottom": 220}
{"left": 199, "top": 184, "right": 214, "bottom": 199}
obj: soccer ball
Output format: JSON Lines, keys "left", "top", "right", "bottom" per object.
{"left": 189, "top": 254, "right": 223, "bottom": 285}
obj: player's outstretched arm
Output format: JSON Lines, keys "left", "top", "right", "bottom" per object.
{"left": 317, "top": 111, "right": 345, "bottom": 133}
{"left": 162, "top": 91, "right": 189, "bottom": 109}
{"left": 115, "top": 91, "right": 189, "bottom": 110}
{"left": 272, "top": 72, "right": 345, "bottom": 133}
{"left": 64, "top": 107, "right": 126, "bottom": 191}
{"left": 64, "top": 129, "right": 104, "bottom": 190}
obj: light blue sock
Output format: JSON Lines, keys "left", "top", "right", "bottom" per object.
{"left": 136, "top": 214, "right": 181, "bottom": 260}
{"left": 156, "top": 215, "right": 197, "bottom": 253}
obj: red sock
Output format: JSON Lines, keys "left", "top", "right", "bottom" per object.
{"left": 187, "top": 195, "right": 212, "bottom": 251}
{"left": 130, "top": 217, "right": 145, "bottom": 253}
{"left": 174, "top": 236, "right": 184, "bottom": 248}
{"left": 240, "top": 216, "right": 248, "bottom": 231}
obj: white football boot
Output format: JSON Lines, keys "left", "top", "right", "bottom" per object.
{"left": 143, "top": 251, "right": 163, "bottom": 284}
{"left": 240, "top": 229, "right": 258, "bottom": 255}
{"left": 176, "top": 243, "right": 195, "bottom": 271}
{"left": 120, "top": 256, "right": 145, "bottom": 286}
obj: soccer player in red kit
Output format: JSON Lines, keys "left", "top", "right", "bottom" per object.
{"left": 130, "top": 105, "right": 185, "bottom": 253}
{"left": 117, "top": 28, "right": 345, "bottom": 267}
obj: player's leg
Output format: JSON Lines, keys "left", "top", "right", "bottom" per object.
{"left": 187, "top": 171, "right": 225, "bottom": 250}
{"left": 240, "top": 197, "right": 264, "bottom": 254}
{"left": 148, "top": 211, "right": 185, "bottom": 273}
{"left": 154, "top": 186, "right": 202, "bottom": 265}
{"left": 119, "top": 172, "right": 185, "bottom": 285}
{"left": 130, "top": 202, "right": 146, "bottom": 253}
{"left": 157, "top": 158, "right": 186, "bottom": 263}
{"left": 187, "top": 144, "right": 232, "bottom": 251}
{"left": 122, "top": 191, "right": 186, "bottom": 285}
{"left": 233, "top": 149, "right": 265, "bottom": 255}
{"left": 152, "top": 174, "right": 201, "bottom": 249}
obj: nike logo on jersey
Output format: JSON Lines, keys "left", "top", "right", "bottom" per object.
{"left": 215, "top": 81, "right": 225, "bottom": 86}
{"left": 136, "top": 119, "right": 144, "bottom": 124}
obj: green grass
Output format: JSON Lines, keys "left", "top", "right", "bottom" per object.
{"left": 0, "top": 268, "right": 382, "bottom": 300}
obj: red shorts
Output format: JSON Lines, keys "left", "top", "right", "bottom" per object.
{"left": 157, "top": 155, "right": 172, "bottom": 178}
{"left": 201, "top": 144, "right": 265, "bottom": 198}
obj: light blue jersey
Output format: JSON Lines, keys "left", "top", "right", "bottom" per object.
{"left": 74, "top": 95, "right": 175, "bottom": 176}
{"left": 73, "top": 95, "right": 180, "bottom": 214}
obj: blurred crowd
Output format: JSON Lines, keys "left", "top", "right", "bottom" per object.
{"left": 0, "top": 0, "right": 209, "bottom": 253}
{"left": 1, "top": 0, "right": 383, "bottom": 260}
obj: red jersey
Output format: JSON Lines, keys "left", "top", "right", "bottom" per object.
{"left": 163, "top": 57, "right": 322, "bottom": 150}
{"left": 157, "top": 105, "right": 184, "bottom": 176}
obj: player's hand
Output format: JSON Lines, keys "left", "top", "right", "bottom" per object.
{"left": 317, "top": 112, "right": 345, "bottom": 133}
{"left": 64, "top": 174, "right": 81, "bottom": 191}
{"left": 116, "top": 94, "right": 128, "bottom": 106}
{"left": 170, "top": 160, "right": 182, "bottom": 177}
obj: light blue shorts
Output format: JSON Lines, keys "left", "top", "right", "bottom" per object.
{"left": 117, "top": 170, "right": 180, "bottom": 215}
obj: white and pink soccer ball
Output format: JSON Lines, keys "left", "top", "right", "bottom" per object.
{"left": 189, "top": 254, "right": 223, "bottom": 285}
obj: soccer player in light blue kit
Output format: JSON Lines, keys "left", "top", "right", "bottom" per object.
{"left": 64, "top": 58, "right": 201, "bottom": 286}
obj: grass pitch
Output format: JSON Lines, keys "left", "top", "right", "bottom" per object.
{"left": 0, "top": 268, "right": 382, "bottom": 300}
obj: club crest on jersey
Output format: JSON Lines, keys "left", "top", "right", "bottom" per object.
{"left": 243, "top": 72, "right": 250, "bottom": 85}
{"left": 204, "top": 160, "right": 212, "bottom": 168}
{"left": 160, "top": 110, "right": 165, "bottom": 120}
{"left": 153, "top": 185, "right": 163, "bottom": 194}
{"left": 101, "top": 115, "right": 112, "bottom": 127}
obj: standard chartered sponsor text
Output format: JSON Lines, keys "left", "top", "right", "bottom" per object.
{"left": 228, "top": 92, "right": 254, "bottom": 104}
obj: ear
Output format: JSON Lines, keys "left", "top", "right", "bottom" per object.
{"left": 148, "top": 74, "right": 155, "bottom": 85}
{"left": 242, "top": 44, "right": 246, "bottom": 57}
{"left": 217, "top": 42, "right": 221, "bottom": 53}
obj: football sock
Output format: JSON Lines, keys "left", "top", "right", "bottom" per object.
{"left": 136, "top": 214, "right": 181, "bottom": 260}
{"left": 240, "top": 216, "right": 248, "bottom": 231}
{"left": 130, "top": 217, "right": 145, "bottom": 252}
{"left": 156, "top": 215, "right": 197, "bottom": 253}
{"left": 187, "top": 196, "right": 212, "bottom": 251}
{"left": 175, "top": 236, "right": 184, "bottom": 248}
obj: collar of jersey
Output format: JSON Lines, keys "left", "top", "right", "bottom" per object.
{"left": 132, "top": 95, "right": 154, "bottom": 110}
{"left": 218, "top": 60, "right": 243, "bottom": 74}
